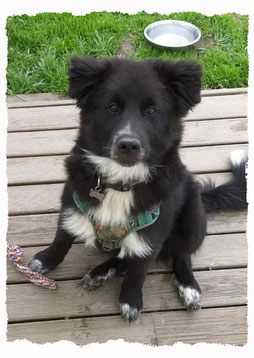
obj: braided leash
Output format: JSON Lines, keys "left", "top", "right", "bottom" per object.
{"left": 7, "top": 243, "right": 56, "bottom": 289}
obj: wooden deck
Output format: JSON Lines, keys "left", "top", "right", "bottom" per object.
{"left": 6, "top": 88, "right": 248, "bottom": 346}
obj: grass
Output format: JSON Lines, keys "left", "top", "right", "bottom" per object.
{"left": 6, "top": 11, "right": 249, "bottom": 95}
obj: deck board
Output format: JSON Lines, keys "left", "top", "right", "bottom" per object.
{"left": 7, "top": 233, "right": 247, "bottom": 284}
{"left": 6, "top": 88, "right": 248, "bottom": 346}
{"left": 6, "top": 211, "right": 247, "bottom": 247}
{"left": 7, "top": 306, "right": 247, "bottom": 346}
{"left": 7, "top": 93, "right": 248, "bottom": 131}
{"left": 7, "top": 143, "right": 248, "bottom": 185}
{"left": 7, "top": 117, "right": 248, "bottom": 157}
{"left": 7, "top": 173, "right": 233, "bottom": 215}
{"left": 7, "top": 268, "right": 247, "bottom": 322}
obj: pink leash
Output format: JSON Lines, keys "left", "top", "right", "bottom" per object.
{"left": 7, "top": 243, "right": 56, "bottom": 289}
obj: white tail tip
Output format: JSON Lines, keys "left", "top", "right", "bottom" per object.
{"left": 230, "top": 150, "right": 247, "bottom": 166}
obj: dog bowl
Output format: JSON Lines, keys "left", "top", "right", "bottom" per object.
{"left": 144, "top": 20, "right": 201, "bottom": 48}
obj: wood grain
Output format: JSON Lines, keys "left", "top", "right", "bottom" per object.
{"left": 6, "top": 210, "right": 247, "bottom": 247}
{"left": 7, "top": 233, "right": 247, "bottom": 284}
{"left": 7, "top": 94, "right": 247, "bottom": 131}
{"left": 7, "top": 118, "right": 248, "bottom": 157}
{"left": 152, "top": 306, "right": 247, "bottom": 346}
{"left": 6, "top": 88, "right": 249, "bottom": 346}
{"left": 7, "top": 306, "right": 247, "bottom": 346}
{"left": 7, "top": 144, "right": 248, "bottom": 185}
{"left": 7, "top": 268, "right": 247, "bottom": 322}
{"left": 7, "top": 172, "right": 234, "bottom": 215}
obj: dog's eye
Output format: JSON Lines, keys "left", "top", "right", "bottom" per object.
{"left": 108, "top": 104, "right": 119, "bottom": 113}
{"left": 146, "top": 108, "right": 156, "bottom": 115}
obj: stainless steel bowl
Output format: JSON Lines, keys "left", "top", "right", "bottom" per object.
{"left": 144, "top": 20, "right": 201, "bottom": 48}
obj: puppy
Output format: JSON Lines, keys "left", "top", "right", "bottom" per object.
{"left": 29, "top": 57, "right": 247, "bottom": 322}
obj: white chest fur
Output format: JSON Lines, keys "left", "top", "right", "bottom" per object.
{"left": 61, "top": 189, "right": 152, "bottom": 258}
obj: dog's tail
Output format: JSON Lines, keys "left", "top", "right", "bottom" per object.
{"left": 200, "top": 150, "right": 248, "bottom": 213}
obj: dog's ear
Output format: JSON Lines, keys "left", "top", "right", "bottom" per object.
{"left": 153, "top": 60, "right": 202, "bottom": 116}
{"left": 68, "top": 56, "right": 110, "bottom": 106}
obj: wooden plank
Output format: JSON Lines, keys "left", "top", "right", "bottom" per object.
{"left": 7, "top": 233, "right": 247, "bottom": 284}
{"left": 8, "top": 313, "right": 156, "bottom": 345}
{"left": 182, "top": 117, "right": 247, "bottom": 148}
{"left": 7, "top": 155, "right": 66, "bottom": 185}
{"left": 7, "top": 144, "right": 248, "bottom": 185}
{"left": 7, "top": 172, "right": 232, "bottom": 215}
{"left": 6, "top": 96, "right": 25, "bottom": 104}
{"left": 7, "top": 268, "right": 247, "bottom": 322}
{"left": 185, "top": 94, "right": 247, "bottom": 121}
{"left": 207, "top": 211, "right": 247, "bottom": 234}
{"left": 7, "top": 306, "right": 247, "bottom": 345}
{"left": 7, "top": 99, "right": 75, "bottom": 109}
{"left": 8, "top": 183, "right": 64, "bottom": 215}
{"left": 6, "top": 88, "right": 247, "bottom": 106}
{"left": 15, "top": 93, "right": 69, "bottom": 102}
{"left": 180, "top": 143, "right": 248, "bottom": 174}
{"left": 8, "top": 105, "right": 79, "bottom": 132}
{"left": 6, "top": 210, "right": 247, "bottom": 247}
{"left": 152, "top": 306, "right": 247, "bottom": 346}
{"left": 7, "top": 118, "right": 248, "bottom": 157}
{"left": 7, "top": 94, "right": 248, "bottom": 131}
{"left": 200, "top": 87, "right": 247, "bottom": 96}
{"left": 7, "top": 213, "right": 60, "bottom": 247}
{"left": 6, "top": 88, "right": 248, "bottom": 109}
{"left": 7, "top": 129, "right": 78, "bottom": 157}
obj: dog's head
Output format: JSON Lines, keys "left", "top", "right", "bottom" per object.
{"left": 68, "top": 57, "right": 202, "bottom": 177}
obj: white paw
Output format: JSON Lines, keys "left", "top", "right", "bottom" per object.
{"left": 82, "top": 268, "right": 116, "bottom": 290}
{"left": 119, "top": 303, "right": 140, "bottom": 322}
{"left": 177, "top": 284, "right": 202, "bottom": 311}
{"left": 28, "top": 259, "right": 46, "bottom": 273}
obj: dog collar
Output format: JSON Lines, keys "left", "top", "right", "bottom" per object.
{"left": 72, "top": 191, "right": 161, "bottom": 252}
{"left": 88, "top": 175, "right": 141, "bottom": 202}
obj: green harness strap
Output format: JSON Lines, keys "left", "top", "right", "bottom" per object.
{"left": 72, "top": 191, "right": 161, "bottom": 252}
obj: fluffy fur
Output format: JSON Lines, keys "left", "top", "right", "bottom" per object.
{"left": 29, "top": 57, "right": 247, "bottom": 323}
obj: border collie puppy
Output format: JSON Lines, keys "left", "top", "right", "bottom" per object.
{"left": 29, "top": 57, "right": 247, "bottom": 322}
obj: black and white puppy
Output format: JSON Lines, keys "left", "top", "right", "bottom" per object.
{"left": 29, "top": 57, "right": 247, "bottom": 322}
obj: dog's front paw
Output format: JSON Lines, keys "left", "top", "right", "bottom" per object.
{"left": 82, "top": 268, "right": 116, "bottom": 290}
{"left": 119, "top": 302, "right": 141, "bottom": 323}
{"left": 177, "top": 284, "right": 202, "bottom": 311}
{"left": 28, "top": 248, "right": 58, "bottom": 274}
{"left": 119, "top": 288, "right": 143, "bottom": 323}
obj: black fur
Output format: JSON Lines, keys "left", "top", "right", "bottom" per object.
{"left": 201, "top": 156, "right": 247, "bottom": 212}
{"left": 29, "top": 57, "right": 247, "bottom": 322}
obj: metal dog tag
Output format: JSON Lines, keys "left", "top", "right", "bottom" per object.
{"left": 89, "top": 188, "right": 105, "bottom": 202}
{"left": 89, "top": 175, "right": 105, "bottom": 202}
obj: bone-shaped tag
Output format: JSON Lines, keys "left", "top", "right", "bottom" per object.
{"left": 89, "top": 188, "right": 105, "bottom": 202}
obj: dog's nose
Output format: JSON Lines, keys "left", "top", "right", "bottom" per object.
{"left": 117, "top": 137, "right": 141, "bottom": 155}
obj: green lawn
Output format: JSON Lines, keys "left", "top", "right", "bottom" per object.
{"left": 6, "top": 11, "right": 249, "bottom": 95}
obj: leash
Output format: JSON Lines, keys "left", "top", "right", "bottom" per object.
{"left": 7, "top": 243, "right": 56, "bottom": 289}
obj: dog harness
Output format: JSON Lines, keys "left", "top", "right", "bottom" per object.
{"left": 73, "top": 191, "right": 161, "bottom": 252}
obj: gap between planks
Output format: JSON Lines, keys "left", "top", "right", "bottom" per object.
{"left": 7, "top": 172, "right": 234, "bottom": 215}
{"left": 7, "top": 143, "right": 249, "bottom": 186}
{"left": 7, "top": 232, "right": 247, "bottom": 284}
{"left": 6, "top": 268, "right": 247, "bottom": 322}
{"left": 6, "top": 88, "right": 248, "bottom": 109}
{"left": 7, "top": 305, "right": 247, "bottom": 346}
{"left": 6, "top": 210, "right": 247, "bottom": 247}
{"left": 7, "top": 94, "right": 248, "bottom": 133}
{"left": 6, "top": 117, "right": 248, "bottom": 158}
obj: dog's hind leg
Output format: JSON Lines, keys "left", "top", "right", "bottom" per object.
{"left": 82, "top": 255, "right": 127, "bottom": 290}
